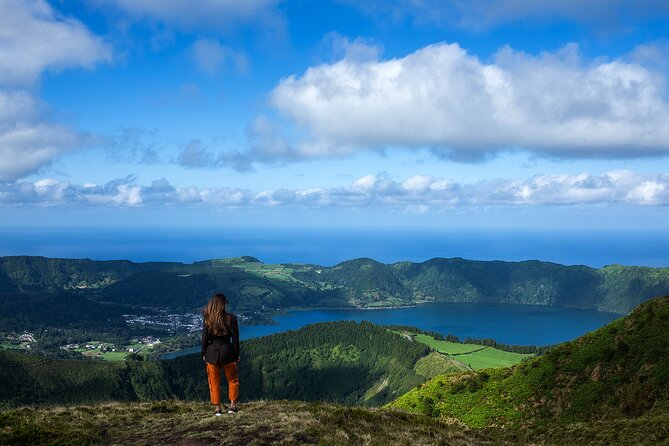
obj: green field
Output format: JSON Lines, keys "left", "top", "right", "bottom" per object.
{"left": 100, "top": 351, "right": 129, "bottom": 361}
{"left": 237, "top": 262, "right": 306, "bottom": 283}
{"left": 411, "top": 333, "right": 533, "bottom": 369}
{"left": 0, "top": 342, "right": 31, "bottom": 351}
{"left": 70, "top": 341, "right": 154, "bottom": 361}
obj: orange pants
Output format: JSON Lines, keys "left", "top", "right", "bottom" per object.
{"left": 206, "top": 362, "right": 239, "bottom": 405}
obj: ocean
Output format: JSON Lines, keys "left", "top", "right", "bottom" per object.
{"left": 0, "top": 226, "right": 667, "bottom": 268}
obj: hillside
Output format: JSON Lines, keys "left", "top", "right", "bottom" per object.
{"left": 2, "top": 399, "right": 667, "bottom": 445}
{"left": 2, "top": 255, "right": 669, "bottom": 315}
{"left": 3, "top": 300, "right": 669, "bottom": 444}
{"left": 169, "top": 321, "right": 431, "bottom": 406}
{"left": 389, "top": 296, "right": 669, "bottom": 429}
{"left": 0, "top": 256, "right": 178, "bottom": 292}
{"left": 0, "top": 400, "right": 475, "bottom": 446}
{"left": 0, "top": 321, "right": 431, "bottom": 408}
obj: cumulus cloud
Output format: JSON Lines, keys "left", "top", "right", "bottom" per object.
{"left": 2, "top": 171, "right": 668, "bottom": 208}
{"left": 268, "top": 42, "right": 669, "bottom": 161}
{"left": 0, "top": 0, "right": 110, "bottom": 180}
{"left": 628, "top": 40, "right": 669, "bottom": 74}
{"left": 341, "top": 0, "right": 669, "bottom": 30}
{"left": 0, "top": 0, "right": 111, "bottom": 86}
{"left": 0, "top": 91, "right": 88, "bottom": 181}
{"left": 92, "top": 0, "right": 283, "bottom": 33}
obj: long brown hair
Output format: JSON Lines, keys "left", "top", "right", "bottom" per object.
{"left": 203, "top": 293, "right": 232, "bottom": 335}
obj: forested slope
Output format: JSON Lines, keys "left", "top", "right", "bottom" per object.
{"left": 0, "top": 321, "right": 430, "bottom": 407}
{"left": 0, "top": 256, "right": 177, "bottom": 291}
{"left": 2, "top": 255, "right": 669, "bottom": 313}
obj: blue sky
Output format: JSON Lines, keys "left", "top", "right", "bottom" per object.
{"left": 1, "top": 0, "right": 669, "bottom": 232}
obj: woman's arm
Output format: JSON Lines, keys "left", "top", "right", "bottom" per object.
{"left": 201, "top": 325, "right": 209, "bottom": 358}
{"left": 232, "top": 315, "right": 240, "bottom": 361}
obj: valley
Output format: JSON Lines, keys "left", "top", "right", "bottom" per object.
{"left": 2, "top": 254, "right": 662, "bottom": 360}
{"left": 1, "top": 296, "right": 668, "bottom": 445}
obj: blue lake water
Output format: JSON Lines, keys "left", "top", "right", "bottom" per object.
{"left": 161, "top": 302, "right": 622, "bottom": 359}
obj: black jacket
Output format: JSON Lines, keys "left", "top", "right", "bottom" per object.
{"left": 201, "top": 313, "right": 240, "bottom": 365}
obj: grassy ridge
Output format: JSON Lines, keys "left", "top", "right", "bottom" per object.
{"left": 389, "top": 296, "right": 669, "bottom": 428}
{"left": 1, "top": 400, "right": 471, "bottom": 446}
{"left": 2, "top": 400, "right": 667, "bottom": 445}
{"left": 413, "top": 352, "right": 470, "bottom": 379}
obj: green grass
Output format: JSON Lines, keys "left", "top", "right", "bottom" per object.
{"left": 236, "top": 262, "right": 304, "bottom": 283}
{"left": 414, "top": 352, "right": 470, "bottom": 379}
{"left": 70, "top": 349, "right": 128, "bottom": 361}
{"left": 390, "top": 296, "right": 669, "bottom": 430}
{"left": 69, "top": 341, "right": 152, "bottom": 361}
{"left": 413, "top": 334, "right": 481, "bottom": 354}
{"left": 99, "top": 352, "right": 128, "bottom": 361}
{"left": 0, "top": 400, "right": 472, "bottom": 446}
{"left": 457, "top": 348, "right": 534, "bottom": 369}
{"left": 1, "top": 399, "right": 666, "bottom": 446}
{"left": 411, "top": 333, "right": 534, "bottom": 369}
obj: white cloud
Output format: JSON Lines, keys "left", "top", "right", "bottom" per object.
{"left": 0, "top": 0, "right": 110, "bottom": 180}
{"left": 3, "top": 171, "right": 669, "bottom": 208}
{"left": 0, "top": 91, "right": 86, "bottom": 181}
{"left": 628, "top": 41, "right": 669, "bottom": 74}
{"left": 191, "top": 39, "right": 249, "bottom": 75}
{"left": 402, "top": 175, "right": 434, "bottom": 192}
{"left": 269, "top": 42, "right": 669, "bottom": 161}
{"left": 352, "top": 175, "right": 378, "bottom": 191}
{"left": 0, "top": 0, "right": 111, "bottom": 86}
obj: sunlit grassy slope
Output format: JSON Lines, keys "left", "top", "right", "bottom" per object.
{"left": 390, "top": 296, "right": 669, "bottom": 430}
{"left": 411, "top": 333, "right": 534, "bottom": 369}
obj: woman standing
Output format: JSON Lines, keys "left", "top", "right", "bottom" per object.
{"left": 202, "top": 293, "right": 240, "bottom": 415}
